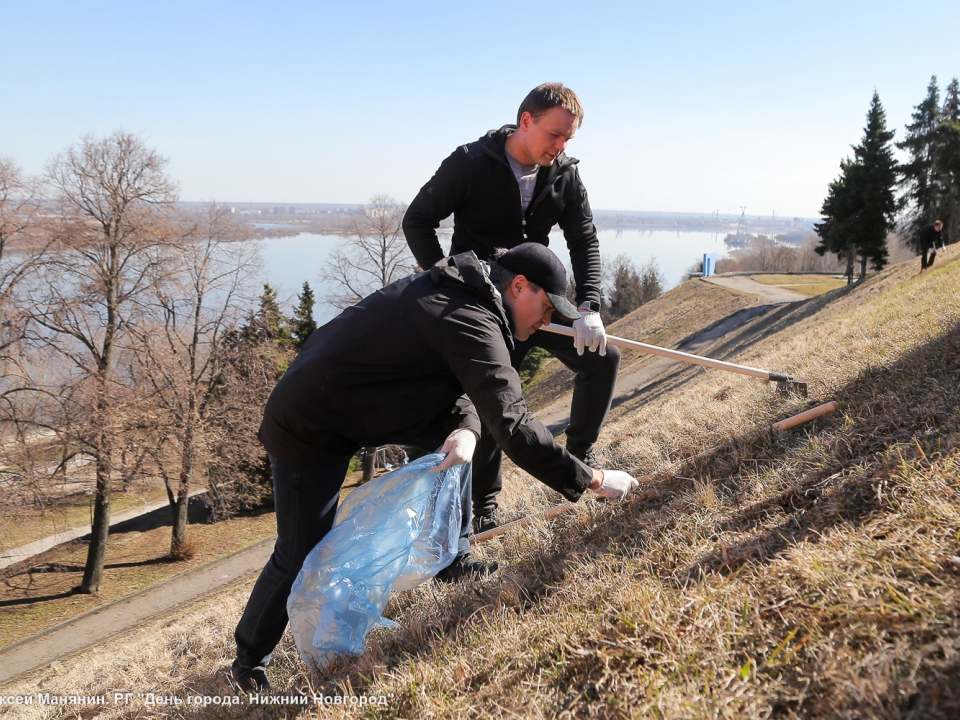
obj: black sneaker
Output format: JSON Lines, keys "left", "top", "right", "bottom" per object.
{"left": 232, "top": 659, "right": 271, "bottom": 693}
{"left": 570, "top": 446, "right": 603, "bottom": 470}
{"left": 435, "top": 553, "right": 498, "bottom": 583}
{"left": 472, "top": 508, "right": 500, "bottom": 535}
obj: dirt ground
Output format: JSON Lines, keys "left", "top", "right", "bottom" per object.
{"left": 0, "top": 497, "right": 278, "bottom": 649}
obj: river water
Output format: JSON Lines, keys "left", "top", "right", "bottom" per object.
{"left": 259, "top": 229, "right": 729, "bottom": 325}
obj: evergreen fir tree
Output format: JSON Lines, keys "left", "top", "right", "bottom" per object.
{"left": 608, "top": 260, "right": 643, "bottom": 320}
{"left": 639, "top": 259, "right": 665, "bottom": 304}
{"left": 815, "top": 92, "right": 898, "bottom": 282}
{"left": 290, "top": 281, "right": 318, "bottom": 351}
{"left": 814, "top": 158, "right": 861, "bottom": 283}
{"left": 249, "top": 283, "right": 291, "bottom": 342}
{"left": 898, "top": 76, "right": 941, "bottom": 249}
{"left": 936, "top": 78, "right": 960, "bottom": 241}
{"left": 943, "top": 78, "right": 960, "bottom": 121}
{"left": 851, "top": 91, "right": 898, "bottom": 277}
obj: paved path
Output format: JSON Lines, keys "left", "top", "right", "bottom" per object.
{"left": 539, "top": 275, "right": 807, "bottom": 432}
{"left": 0, "top": 536, "right": 275, "bottom": 685}
{"left": 702, "top": 274, "right": 808, "bottom": 303}
{"left": 0, "top": 489, "right": 208, "bottom": 570}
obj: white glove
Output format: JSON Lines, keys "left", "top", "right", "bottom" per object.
{"left": 572, "top": 309, "right": 607, "bottom": 356}
{"left": 591, "top": 469, "right": 639, "bottom": 501}
{"left": 432, "top": 428, "right": 478, "bottom": 472}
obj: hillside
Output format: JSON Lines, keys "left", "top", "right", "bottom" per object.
{"left": 524, "top": 278, "right": 755, "bottom": 413}
{"left": 3, "top": 251, "right": 960, "bottom": 718}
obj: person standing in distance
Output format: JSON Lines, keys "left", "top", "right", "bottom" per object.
{"left": 919, "top": 220, "right": 946, "bottom": 270}
{"left": 403, "top": 82, "right": 621, "bottom": 534}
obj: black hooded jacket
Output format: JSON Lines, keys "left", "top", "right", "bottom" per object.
{"left": 919, "top": 223, "right": 944, "bottom": 252}
{"left": 257, "top": 252, "right": 593, "bottom": 500}
{"left": 402, "top": 126, "right": 602, "bottom": 306}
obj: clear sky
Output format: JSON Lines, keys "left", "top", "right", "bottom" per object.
{"left": 1, "top": 1, "right": 957, "bottom": 218}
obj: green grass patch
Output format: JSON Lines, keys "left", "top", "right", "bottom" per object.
{"left": 750, "top": 273, "right": 847, "bottom": 296}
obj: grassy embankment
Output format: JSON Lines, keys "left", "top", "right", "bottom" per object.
{"left": 0, "top": 483, "right": 170, "bottom": 554}
{"left": 0, "top": 500, "right": 278, "bottom": 649}
{"left": 0, "top": 468, "right": 376, "bottom": 649}
{"left": 523, "top": 278, "right": 756, "bottom": 410}
{"left": 5, "top": 254, "right": 960, "bottom": 718}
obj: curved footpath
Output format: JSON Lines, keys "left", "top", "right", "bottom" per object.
{"left": 0, "top": 489, "right": 208, "bottom": 570}
{"left": 702, "top": 274, "right": 809, "bottom": 303}
{"left": 0, "top": 537, "right": 275, "bottom": 685}
{"left": 0, "top": 276, "right": 809, "bottom": 688}
{"left": 539, "top": 275, "right": 807, "bottom": 430}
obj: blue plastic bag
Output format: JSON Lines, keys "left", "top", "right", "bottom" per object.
{"left": 287, "top": 454, "right": 463, "bottom": 671}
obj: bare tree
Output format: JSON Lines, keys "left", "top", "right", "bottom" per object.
{"left": 29, "top": 131, "right": 177, "bottom": 593}
{"left": 0, "top": 159, "right": 45, "bottom": 354}
{"left": 601, "top": 254, "right": 665, "bottom": 322}
{"left": 320, "top": 194, "right": 416, "bottom": 309}
{"left": 795, "top": 233, "right": 847, "bottom": 273}
{"left": 748, "top": 235, "right": 794, "bottom": 272}
{"left": 132, "top": 205, "right": 259, "bottom": 557}
{"left": 0, "top": 159, "right": 54, "bottom": 519}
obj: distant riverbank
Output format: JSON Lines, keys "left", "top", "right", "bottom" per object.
{"left": 259, "top": 230, "right": 731, "bottom": 325}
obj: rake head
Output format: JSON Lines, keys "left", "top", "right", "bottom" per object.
{"left": 770, "top": 372, "right": 808, "bottom": 397}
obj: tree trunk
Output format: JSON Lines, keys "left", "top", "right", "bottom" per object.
{"left": 859, "top": 255, "right": 867, "bottom": 282}
{"left": 361, "top": 446, "right": 376, "bottom": 484}
{"left": 845, "top": 253, "right": 855, "bottom": 285}
{"left": 171, "top": 419, "right": 194, "bottom": 559}
{"left": 170, "top": 485, "right": 190, "bottom": 559}
{"left": 80, "top": 444, "right": 112, "bottom": 593}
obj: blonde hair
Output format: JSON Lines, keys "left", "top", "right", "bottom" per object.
{"left": 517, "top": 83, "right": 584, "bottom": 127}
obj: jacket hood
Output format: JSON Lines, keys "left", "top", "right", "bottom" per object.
{"left": 429, "top": 251, "right": 516, "bottom": 350}
{"left": 480, "top": 125, "right": 578, "bottom": 170}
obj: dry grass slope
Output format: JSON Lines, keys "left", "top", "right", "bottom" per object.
{"left": 4, "top": 253, "right": 960, "bottom": 719}
{"left": 524, "top": 279, "right": 753, "bottom": 411}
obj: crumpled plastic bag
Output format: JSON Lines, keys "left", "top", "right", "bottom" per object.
{"left": 287, "top": 453, "right": 462, "bottom": 671}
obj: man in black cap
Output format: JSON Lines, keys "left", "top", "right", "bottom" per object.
{"left": 231, "top": 243, "right": 639, "bottom": 692}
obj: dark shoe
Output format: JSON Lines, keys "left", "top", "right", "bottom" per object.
{"left": 232, "top": 659, "right": 271, "bottom": 693}
{"left": 472, "top": 508, "right": 500, "bottom": 535}
{"left": 435, "top": 553, "right": 498, "bottom": 583}
{"left": 570, "top": 446, "right": 603, "bottom": 470}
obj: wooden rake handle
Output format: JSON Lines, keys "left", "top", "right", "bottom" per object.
{"left": 470, "top": 401, "right": 840, "bottom": 544}
{"left": 543, "top": 323, "right": 795, "bottom": 383}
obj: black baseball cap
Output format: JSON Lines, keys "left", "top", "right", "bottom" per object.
{"left": 497, "top": 243, "right": 580, "bottom": 321}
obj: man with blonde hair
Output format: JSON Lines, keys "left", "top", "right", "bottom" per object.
{"left": 404, "top": 82, "right": 621, "bottom": 534}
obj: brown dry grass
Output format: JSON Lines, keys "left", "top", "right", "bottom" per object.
{"left": 524, "top": 279, "right": 753, "bottom": 411}
{"left": 0, "top": 480, "right": 170, "bottom": 554}
{"left": 0, "top": 507, "right": 278, "bottom": 648}
{"left": 4, "top": 251, "right": 960, "bottom": 719}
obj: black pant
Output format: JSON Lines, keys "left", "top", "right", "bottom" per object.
{"left": 472, "top": 329, "right": 621, "bottom": 517}
{"left": 235, "top": 453, "right": 473, "bottom": 667}
{"left": 922, "top": 248, "right": 937, "bottom": 269}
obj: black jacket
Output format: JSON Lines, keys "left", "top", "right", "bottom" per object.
{"left": 403, "top": 126, "right": 602, "bottom": 306}
{"left": 258, "top": 252, "right": 593, "bottom": 500}
{"left": 919, "top": 223, "right": 944, "bottom": 251}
